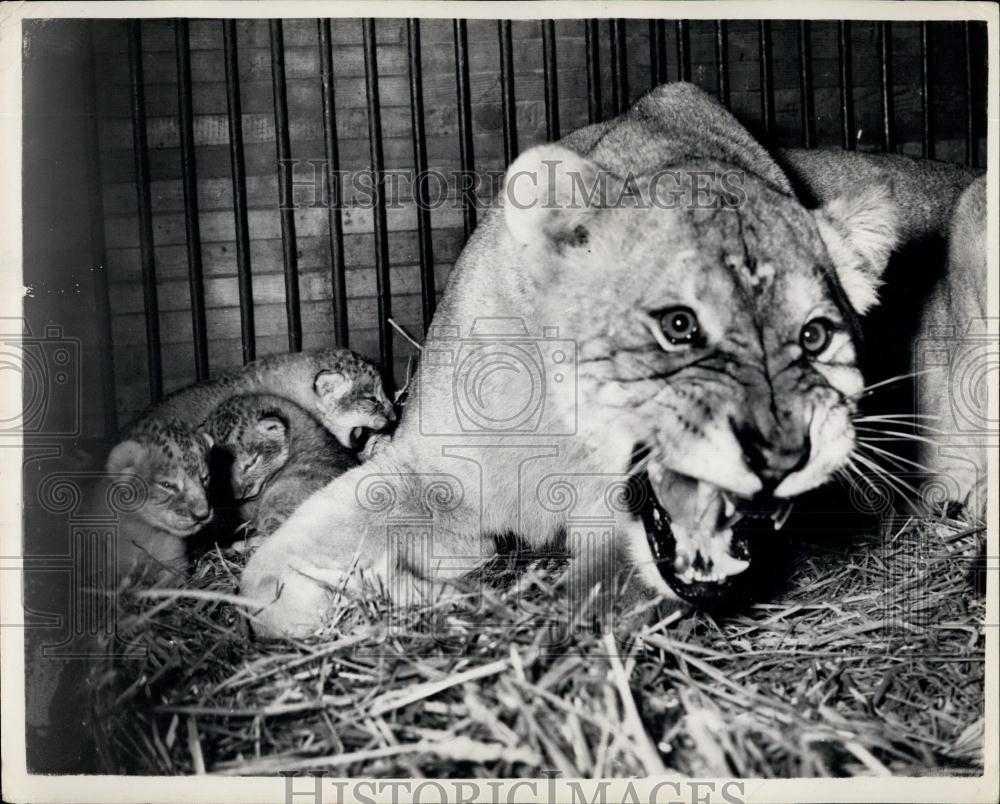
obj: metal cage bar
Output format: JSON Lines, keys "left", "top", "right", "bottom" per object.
{"left": 610, "top": 19, "right": 628, "bottom": 115}
{"left": 676, "top": 20, "right": 691, "bottom": 82}
{"left": 798, "top": 21, "right": 815, "bottom": 149}
{"left": 498, "top": 20, "right": 518, "bottom": 164}
{"left": 920, "top": 22, "right": 934, "bottom": 160}
{"left": 222, "top": 20, "right": 256, "bottom": 364}
{"left": 964, "top": 21, "right": 978, "bottom": 168}
{"left": 362, "top": 19, "right": 394, "bottom": 393}
{"left": 649, "top": 20, "right": 667, "bottom": 86}
{"left": 86, "top": 21, "right": 118, "bottom": 436}
{"left": 407, "top": 18, "right": 436, "bottom": 330}
{"left": 715, "top": 21, "right": 730, "bottom": 107}
{"left": 541, "top": 20, "right": 560, "bottom": 141}
{"left": 879, "top": 21, "right": 895, "bottom": 153}
{"left": 837, "top": 21, "right": 856, "bottom": 151}
{"left": 318, "top": 20, "right": 349, "bottom": 348}
{"left": 585, "top": 19, "right": 603, "bottom": 123}
{"left": 270, "top": 20, "right": 302, "bottom": 353}
{"left": 453, "top": 20, "right": 477, "bottom": 237}
{"left": 758, "top": 20, "right": 774, "bottom": 140}
{"left": 127, "top": 20, "right": 163, "bottom": 402}
{"left": 174, "top": 19, "right": 209, "bottom": 382}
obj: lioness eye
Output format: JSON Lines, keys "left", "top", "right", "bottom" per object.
{"left": 800, "top": 318, "right": 834, "bottom": 355}
{"left": 157, "top": 480, "right": 176, "bottom": 492}
{"left": 657, "top": 307, "right": 701, "bottom": 345}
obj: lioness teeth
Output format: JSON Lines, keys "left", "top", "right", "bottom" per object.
{"left": 724, "top": 511, "right": 744, "bottom": 529}
{"left": 722, "top": 492, "right": 736, "bottom": 519}
{"left": 771, "top": 501, "right": 794, "bottom": 531}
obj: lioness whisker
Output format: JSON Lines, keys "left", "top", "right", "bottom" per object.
{"left": 850, "top": 451, "right": 922, "bottom": 503}
{"left": 849, "top": 369, "right": 938, "bottom": 401}
{"left": 856, "top": 441, "right": 939, "bottom": 476}
{"left": 854, "top": 427, "right": 941, "bottom": 447}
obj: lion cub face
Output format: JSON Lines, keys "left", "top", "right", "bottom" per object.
{"left": 504, "top": 145, "right": 898, "bottom": 594}
{"left": 203, "top": 396, "right": 292, "bottom": 502}
{"left": 312, "top": 354, "right": 396, "bottom": 449}
{"left": 106, "top": 421, "right": 213, "bottom": 536}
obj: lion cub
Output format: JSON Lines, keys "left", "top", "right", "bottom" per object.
{"left": 203, "top": 394, "right": 359, "bottom": 546}
{"left": 100, "top": 418, "right": 214, "bottom": 583}
{"left": 138, "top": 347, "right": 395, "bottom": 450}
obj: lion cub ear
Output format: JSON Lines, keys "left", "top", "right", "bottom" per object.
{"left": 503, "top": 144, "right": 609, "bottom": 249}
{"left": 255, "top": 414, "right": 288, "bottom": 442}
{"left": 106, "top": 440, "right": 147, "bottom": 475}
{"left": 814, "top": 182, "right": 899, "bottom": 315}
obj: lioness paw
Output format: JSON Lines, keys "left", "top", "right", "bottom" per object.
{"left": 242, "top": 561, "right": 364, "bottom": 639}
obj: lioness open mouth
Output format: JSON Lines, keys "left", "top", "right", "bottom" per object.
{"left": 631, "top": 452, "right": 793, "bottom": 605}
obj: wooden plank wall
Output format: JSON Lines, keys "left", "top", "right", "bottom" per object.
{"left": 91, "top": 18, "right": 987, "bottom": 429}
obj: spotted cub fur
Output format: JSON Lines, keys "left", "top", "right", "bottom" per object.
{"left": 203, "top": 394, "right": 358, "bottom": 544}
{"left": 137, "top": 347, "right": 395, "bottom": 450}
{"left": 102, "top": 418, "right": 214, "bottom": 581}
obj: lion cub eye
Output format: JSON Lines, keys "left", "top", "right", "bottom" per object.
{"left": 657, "top": 306, "right": 701, "bottom": 346}
{"left": 800, "top": 317, "right": 835, "bottom": 356}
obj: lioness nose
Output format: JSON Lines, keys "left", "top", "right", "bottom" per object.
{"left": 735, "top": 425, "right": 810, "bottom": 488}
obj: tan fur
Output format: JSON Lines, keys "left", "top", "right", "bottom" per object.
{"left": 913, "top": 177, "right": 990, "bottom": 517}
{"left": 100, "top": 419, "right": 213, "bottom": 582}
{"left": 203, "top": 394, "right": 359, "bottom": 545}
{"left": 241, "top": 84, "right": 908, "bottom": 637}
{"left": 133, "top": 347, "right": 395, "bottom": 450}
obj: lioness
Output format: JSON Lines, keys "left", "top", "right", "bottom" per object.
{"left": 241, "top": 83, "right": 986, "bottom": 637}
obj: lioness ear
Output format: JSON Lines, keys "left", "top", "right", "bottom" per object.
{"left": 503, "top": 144, "right": 609, "bottom": 249}
{"left": 314, "top": 369, "right": 350, "bottom": 400}
{"left": 256, "top": 414, "right": 288, "bottom": 442}
{"left": 814, "top": 182, "right": 899, "bottom": 315}
{"left": 106, "top": 440, "right": 146, "bottom": 475}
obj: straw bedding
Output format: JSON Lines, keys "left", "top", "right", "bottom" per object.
{"left": 91, "top": 513, "right": 985, "bottom": 778}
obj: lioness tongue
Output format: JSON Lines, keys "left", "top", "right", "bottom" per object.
{"left": 647, "top": 465, "right": 750, "bottom": 585}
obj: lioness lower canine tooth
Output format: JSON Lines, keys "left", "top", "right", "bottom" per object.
{"left": 772, "top": 502, "right": 793, "bottom": 531}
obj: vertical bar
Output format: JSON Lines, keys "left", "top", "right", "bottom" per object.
{"left": 920, "top": 22, "right": 934, "bottom": 160}
{"left": 878, "top": 21, "right": 895, "bottom": 153}
{"left": 223, "top": 20, "right": 255, "bottom": 364}
{"left": 758, "top": 20, "right": 774, "bottom": 141}
{"left": 585, "top": 20, "right": 603, "bottom": 123}
{"left": 541, "top": 20, "right": 560, "bottom": 140}
{"left": 498, "top": 20, "right": 518, "bottom": 164}
{"left": 175, "top": 19, "right": 209, "bottom": 381}
{"left": 85, "top": 22, "right": 118, "bottom": 435}
{"left": 363, "top": 19, "right": 394, "bottom": 394}
{"left": 127, "top": 20, "right": 162, "bottom": 402}
{"left": 798, "top": 21, "right": 815, "bottom": 149}
{"left": 838, "top": 21, "right": 856, "bottom": 151}
{"left": 407, "top": 19, "right": 436, "bottom": 330}
{"left": 453, "top": 20, "right": 476, "bottom": 237}
{"left": 609, "top": 19, "right": 628, "bottom": 114}
{"left": 715, "top": 21, "right": 730, "bottom": 107}
{"left": 675, "top": 20, "right": 691, "bottom": 82}
{"left": 318, "top": 20, "right": 349, "bottom": 348}
{"left": 270, "top": 20, "right": 302, "bottom": 353}
{"left": 649, "top": 20, "right": 667, "bottom": 86}
{"left": 963, "top": 21, "right": 977, "bottom": 168}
